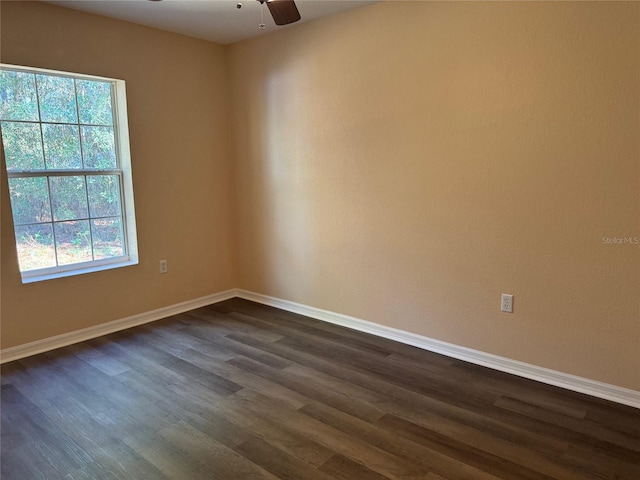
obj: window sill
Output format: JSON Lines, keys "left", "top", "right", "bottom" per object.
{"left": 21, "top": 258, "right": 139, "bottom": 284}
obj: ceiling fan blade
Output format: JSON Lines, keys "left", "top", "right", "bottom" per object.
{"left": 266, "top": 0, "right": 301, "bottom": 26}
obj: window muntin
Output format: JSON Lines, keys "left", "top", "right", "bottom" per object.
{"left": 1, "top": 65, "right": 138, "bottom": 282}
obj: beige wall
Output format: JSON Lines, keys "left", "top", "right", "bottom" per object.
{"left": 230, "top": 2, "right": 640, "bottom": 390}
{"left": 1, "top": 1, "right": 638, "bottom": 392}
{"left": 1, "top": 2, "right": 237, "bottom": 348}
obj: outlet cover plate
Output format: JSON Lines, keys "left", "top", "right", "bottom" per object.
{"left": 501, "top": 294, "right": 513, "bottom": 313}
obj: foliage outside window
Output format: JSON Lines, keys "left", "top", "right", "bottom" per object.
{"left": 1, "top": 65, "right": 138, "bottom": 283}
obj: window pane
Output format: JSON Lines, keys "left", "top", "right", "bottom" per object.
{"left": 3, "top": 66, "right": 136, "bottom": 279}
{"left": 0, "top": 70, "right": 38, "bottom": 121}
{"left": 50, "top": 176, "right": 88, "bottom": 221}
{"left": 36, "top": 74, "right": 78, "bottom": 123}
{"left": 15, "top": 224, "right": 56, "bottom": 271}
{"left": 81, "top": 126, "right": 117, "bottom": 169}
{"left": 8, "top": 177, "right": 52, "bottom": 225}
{"left": 87, "top": 175, "right": 121, "bottom": 218}
{"left": 1, "top": 121, "right": 46, "bottom": 170}
{"left": 92, "top": 218, "right": 124, "bottom": 259}
{"left": 55, "top": 220, "right": 92, "bottom": 265}
{"left": 77, "top": 80, "right": 113, "bottom": 126}
{"left": 42, "top": 123, "right": 82, "bottom": 169}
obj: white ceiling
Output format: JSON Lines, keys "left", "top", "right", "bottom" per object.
{"left": 44, "top": 0, "right": 377, "bottom": 45}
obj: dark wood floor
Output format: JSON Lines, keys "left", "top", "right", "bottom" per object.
{"left": 1, "top": 298, "right": 639, "bottom": 479}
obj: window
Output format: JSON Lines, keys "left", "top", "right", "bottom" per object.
{"left": 1, "top": 65, "right": 138, "bottom": 283}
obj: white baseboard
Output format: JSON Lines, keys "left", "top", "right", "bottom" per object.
{"left": 236, "top": 289, "right": 640, "bottom": 409}
{"left": 0, "top": 289, "right": 237, "bottom": 364}
{"left": 3, "top": 287, "right": 638, "bottom": 408}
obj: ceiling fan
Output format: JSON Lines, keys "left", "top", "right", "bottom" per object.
{"left": 260, "top": 0, "right": 300, "bottom": 26}
{"left": 149, "top": 0, "right": 301, "bottom": 29}
{"left": 246, "top": 0, "right": 301, "bottom": 26}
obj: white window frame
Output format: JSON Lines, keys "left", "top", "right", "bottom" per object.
{"left": 1, "top": 64, "right": 138, "bottom": 283}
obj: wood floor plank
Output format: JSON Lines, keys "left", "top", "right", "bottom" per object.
{"left": 584, "top": 405, "right": 640, "bottom": 438}
{"left": 164, "top": 380, "right": 335, "bottom": 468}
{"left": 64, "top": 463, "right": 122, "bottom": 480}
{"left": 0, "top": 383, "right": 93, "bottom": 471}
{"left": 121, "top": 427, "right": 210, "bottom": 479}
{"left": 298, "top": 401, "right": 512, "bottom": 480}
{"left": 39, "top": 394, "right": 122, "bottom": 453}
{"left": 375, "top": 395, "right": 636, "bottom": 480}
{"left": 181, "top": 323, "right": 293, "bottom": 369}
{"left": 185, "top": 308, "right": 285, "bottom": 343}
{"left": 494, "top": 395, "right": 640, "bottom": 452}
{"left": 159, "top": 421, "right": 280, "bottom": 480}
{"left": 232, "top": 389, "right": 466, "bottom": 480}
{"left": 80, "top": 441, "right": 170, "bottom": 480}
{"left": 318, "top": 454, "right": 393, "bottom": 480}
{"left": 7, "top": 355, "right": 115, "bottom": 416}
{"left": 375, "top": 413, "right": 568, "bottom": 480}
{"left": 272, "top": 334, "right": 502, "bottom": 410}
{"left": 176, "top": 346, "right": 310, "bottom": 409}
{"left": 227, "top": 354, "right": 387, "bottom": 422}
{"left": 65, "top": 343, "right": 131, "bottom": 377}
{"left": 227, "top": 323, "right": 637, "bottom": 464}
{"left": 561, "top": 445, "right": 640, "bottom": 480}
{"left": 2, "top": 439, "right": 77, "bottom": 479}
{"left": 210, "top": 300, "right": 452, "bottom": 365}
{"left": 220, "top": 400, "right": 336, "bottom": 469}
{"left": 1, "top": 298, "right": 637, "bottom": 480}
{"left": 222, "top": 310, "right": 494, "bottom": 415}
{"left": 227, "top": 329, "right": 573, "bottom": 459}
{"left": 227, "top": 310, "right": 395, "bottom": 358}
{"left": 109, "top": 370, "right": 243, "bottom": 447}
{"left": 387, "top": 353, "right": 589, "bottom": 420}
{"left": 232, "top": 436, "right": 334, "bottom": 480}
{"left": 106, "top": 333, "right": 243, "bottom": 397}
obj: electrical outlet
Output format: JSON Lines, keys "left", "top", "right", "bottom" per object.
{"left": 501, "top": 294, "right": 513, "bottom": 313}
{"left": 159, "top": 260, "right": 168, "bottom": 274}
